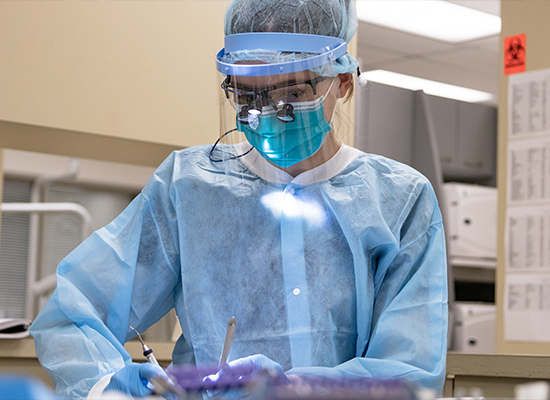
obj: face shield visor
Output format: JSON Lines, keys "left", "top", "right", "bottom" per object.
{"left": 211, "top": 33, "right": 349, "bottom": 176}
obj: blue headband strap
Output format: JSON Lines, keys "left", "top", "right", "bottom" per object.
{"left": 224, "top": 32, "right": 345, "bottom": 53}
{"left": 216, "top": 33, "right": 347, "bottom": 77}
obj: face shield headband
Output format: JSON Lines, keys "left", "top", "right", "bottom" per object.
{"left": 215, "top": 33, "right": 348, "bottom": 77}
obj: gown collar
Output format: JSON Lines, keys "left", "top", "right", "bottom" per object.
{"left": 235, "top": 141, "right": 361, "bottom": 186}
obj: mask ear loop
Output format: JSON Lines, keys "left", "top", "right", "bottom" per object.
{"left": 209, "top": 128, "right": 254, "bottom": 163}
{"left": 323, "top": 77, "right": 338, "bottom": 125}
{"left": 323, "top": 77, "right": 345, "bottom": 149}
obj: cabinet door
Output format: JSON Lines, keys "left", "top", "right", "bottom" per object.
{"left": 355, "top": 82, "right": 415, "bottom": 166}
{"left": 457, "top": 102, "right": 497, "bottom": 177}
{"left": 425, "top": 95, "right": 457, "bottom": 173}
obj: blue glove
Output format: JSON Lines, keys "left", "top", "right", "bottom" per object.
{"left": 104, "top": 362, "right": 166, "bottom": 397}
{"left": 202, "top": 355, "right": 289, "bottom": 399}
{"left": 228, "top": 354, "right": 290, "bottom": 384}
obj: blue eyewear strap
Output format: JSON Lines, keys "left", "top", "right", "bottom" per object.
{"left": 216, "top": 33, "right": 348, "bottom": 77}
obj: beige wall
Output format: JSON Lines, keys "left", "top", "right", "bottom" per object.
{"left": 497, "top": 1, "right": 550, "bottom": 354}
{"left": 0, "top": 1, "right": 230, "bottom": 158}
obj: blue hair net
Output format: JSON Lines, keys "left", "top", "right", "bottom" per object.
{"left": 222, "top": 0, "right": 359, "bottom": 77}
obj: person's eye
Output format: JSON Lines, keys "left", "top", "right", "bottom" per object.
{"left": 287, "top": 88, "right": 307, "bottom": 101}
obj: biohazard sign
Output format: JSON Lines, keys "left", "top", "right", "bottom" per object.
{"left": 504, "top": 34, "right": 526, "bottom": 75}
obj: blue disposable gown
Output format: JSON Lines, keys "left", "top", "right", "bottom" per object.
{"left": 30, "top": 144, "right": 448, "bottom": 398}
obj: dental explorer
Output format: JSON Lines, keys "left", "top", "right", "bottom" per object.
{"left": 130, "top": 325, "right": 159, "bottom": 366}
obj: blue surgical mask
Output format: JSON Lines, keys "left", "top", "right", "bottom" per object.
{"left": 236, "top": 95, "right": 333, "bottom": 168}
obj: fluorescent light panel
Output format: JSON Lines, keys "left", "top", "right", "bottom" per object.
{"left": 361, "top": 70, "right": 494, "bottom": 103}
{"left": 356, "top": 0, "right": 501, "bottom": 43}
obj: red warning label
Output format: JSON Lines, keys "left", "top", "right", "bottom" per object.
{"left": 504, "top": 34, "right": 526, "bottom": 75}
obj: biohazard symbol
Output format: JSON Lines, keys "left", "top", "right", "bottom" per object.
{"left": 506, "top": 37, "right": 525, "bottom": 62}
{"left": 504, "top": 34, "right": 526, "bottom": 75}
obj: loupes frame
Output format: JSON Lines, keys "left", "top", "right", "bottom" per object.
{"left": 221, "top": 75, "right": 329, "bottom": 124}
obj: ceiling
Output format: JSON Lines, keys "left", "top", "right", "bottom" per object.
{"left": 356, "top": 0, "right": 501, "bottom": 105}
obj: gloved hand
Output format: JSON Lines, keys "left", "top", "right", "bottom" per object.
{"left": 104, "top": 362, "right": 167, "bottom": 397}
{"left": 202, "top": 355, "right": 289, "bottom": 399}
{"left": 228, "top": 354, "right": 290, "bottom": 384}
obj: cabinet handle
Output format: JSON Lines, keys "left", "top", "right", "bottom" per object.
{"left": 463, "top": 160, "right": 484, "bottom": 168}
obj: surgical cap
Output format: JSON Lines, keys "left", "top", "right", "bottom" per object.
{"left": 222, "top": 0, "right": 359, "bottom": 77}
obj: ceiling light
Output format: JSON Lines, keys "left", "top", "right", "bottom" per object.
{"left": 356, "top": 0, "right": 501, "bottom": 43}
{"left": 361, "top": 70, "right": 494, "bottom": 103}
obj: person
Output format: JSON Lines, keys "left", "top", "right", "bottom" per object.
{"left": 30, "top": 0, "right": 448, "bottom": 398}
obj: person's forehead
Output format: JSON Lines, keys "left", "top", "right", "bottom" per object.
{"left": 232, "top": 70, "right": 318, "bottom": 87}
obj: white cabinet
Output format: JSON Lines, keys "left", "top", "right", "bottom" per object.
{"left": 355, "top": 82, "right": 415, "bottom": 166}
{"left": 457, "top": 102, "right": 497, "bottom": 178}
{"left": 356, "top": 83, "right": 497, "bottom": 183}
{"left": 426, "top": 95, "right": 497, "bottom": 181}
{"left": 425, "top": 95, "right": 457, "bottom": 170}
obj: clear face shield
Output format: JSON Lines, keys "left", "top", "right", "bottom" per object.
{"left": 211, "top": 33, "right": 349, "bottom": 177}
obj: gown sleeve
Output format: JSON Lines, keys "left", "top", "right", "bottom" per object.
{"left": 29, "top": 152, "right": 182, "bottom": 399}
{"left": 288, "top": 179, "right": 448, "bottom": 393}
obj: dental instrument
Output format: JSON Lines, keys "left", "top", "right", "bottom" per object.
{"left": 130, "top": 325, "right": 159, "bottom": 366}
{"left": 218, "top": 317, "right": 236, "bottom": 368}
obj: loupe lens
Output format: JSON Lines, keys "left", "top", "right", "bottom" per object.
{"left": 276, "top": 104, "right": 295, "bottom": 123}
{"left": 237, "top": 106, "right": 250, "bottom": 125}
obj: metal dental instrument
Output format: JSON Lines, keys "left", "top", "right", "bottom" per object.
{"left": 130, "top": 325, "right": 159, "bottom": 366}
{"left": 218, "top": 317, "right": 236, "bottom": 368}
{"left": 129, "top": 326, "right": 183, "bottom": 397}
